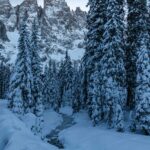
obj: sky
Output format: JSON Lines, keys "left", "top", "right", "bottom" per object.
{"left": 9, "top": 0, "right": 88, "bottom": 11}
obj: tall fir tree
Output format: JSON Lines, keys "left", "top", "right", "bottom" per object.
{"left": 88, "top": 68, "right": 101, "bottom": 125}
{"left": 0, "top": 61, "right": 10, "bottom": 99}
{"left": 81, "top": 0, "right": 107, "bottom": 109}
{"left": 135, "top": 33, "right": 150, "bottom": 135}
{"left": 133, "top": 3, "right": 150, "bottom": 134}
{"left": 9, "top": 12, "right": 33, "bottom": 114}
{"left": 72, "top": 62, "right": 81, "bottom": 113}
{"left": 43, "top": 59, "right": 53, "bottom": 109}
{"left": 99, "top": 0, "right": 126, "bottom": 129}
{"left": 30, "top": 19, "right": 44, "bottom": 136}
{"left": 126, "top": 0, "right": 148, "bottom": 108}
{"left": 62, "top": 51, "right": 73, "bottom": 106}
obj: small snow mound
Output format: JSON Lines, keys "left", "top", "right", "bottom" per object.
{"left": 60, "top": 106, "right": 73, "bottom": 116}
{"left": 0, "top": 105, "right": 58, "bottom": 150}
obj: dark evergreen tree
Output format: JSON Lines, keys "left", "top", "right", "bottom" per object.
{"left": 9, "top": 12, "right": 33, "bottom": 114}
{"left": 0, "top": 61, "right": 10, "bottom": 99}
{"left": 126, "top": 0, "right": 147, "bottom": 108}
{"left": 135, "top": 32, "right": 150, "bottom": 135}
{"left": 43, "top": 59, "right": 53, "bottom": 109}
{"left": 72, "top": 63, "right": 81, "bottom": 113}
{"left": 81, "top": 0, "right": 107, "bottom": 109}
{"left": 62, "top": 51, "right": 73, "bottom": 106}
{"left": 133, "top": 4, "right": 150, "bottom": 133}
{"left": 88, "top": 68, "right": 101, "bottom": 125}
{"left": 30, "top": 19, "right": 44, "bottom": 135}
{"left": 99, "top": 0, "right": 126, "bottom": 129}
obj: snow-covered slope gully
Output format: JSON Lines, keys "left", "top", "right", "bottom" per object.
{"left": 46, "top": 113, "right": 75, "bottom": 149}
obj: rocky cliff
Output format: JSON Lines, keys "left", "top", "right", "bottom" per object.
{"left": 0, "top": 0, "right": 87, "bottom": 63}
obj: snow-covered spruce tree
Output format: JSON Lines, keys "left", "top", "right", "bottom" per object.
{"left": 81, "top": 0, "right": 106, "bottom": 109}
{"left": 51, "top": 62, "right": 60, "bottom": 112}
{"left": 88, "top": 68, "right": 101, "bottom": 126}
{"left": 135, "top": 30, "right": 150, "bottom": 134}
{"left": 0, "top": 61, "right": 10, "bottom": 99}
{"left": 9, "top": 12, "right": 33, "bottom": 114}
{"left": 72, "top": 63, "right": 81, "bottom": 113}
{"left": 126, "top": 0, "right": 147, "bottom": 108}
{"left": 43, "top": 59, "right": 60, "bottom": 111}
{"left": 100, "top": 0, "right": 126, "bottom": 129}
{"left": 43, "top": 59, "right": 53, "bottom": 109}
{"left": 30, "top": 19, "right": 44, "bottom": 136}
{"left": 61, "top": 51, "right": 73, "bottom": 106}
{"left": 57, "top": 60, "right": 65, "bottom": 108}
{"left": 12, "top": 88, "right": 23, "bottom": 116}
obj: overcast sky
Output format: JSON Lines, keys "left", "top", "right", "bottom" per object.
{"left": 66, "top": 0, "right": 88, "bottom": 11}
{"left": 9, "top": 0, "right": 88, "bottom": 11}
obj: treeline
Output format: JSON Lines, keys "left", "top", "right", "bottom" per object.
{"left": 81, "top": 0, "right": 150, "bottom": 135}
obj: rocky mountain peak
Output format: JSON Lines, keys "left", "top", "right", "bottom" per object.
{"left": 0, "top": 0, "right": 12, "bottom": 19}
{"left": 0, "top": 0, "right": 87, "bottom": 64}
{"left": 0, "top": 20, "right": 9, "bottom": 41}
{"left": 75, "top": 7, "right": 86, "bottom": 17}
{"left": 44, "top": 0, "right": 67, "bottom": 7}
{"left": 16, "top": 0, "right": 39, "bottom": 29}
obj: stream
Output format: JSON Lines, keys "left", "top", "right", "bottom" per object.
{"left": 46, "top": 113, "right": 76, "bottom": 149}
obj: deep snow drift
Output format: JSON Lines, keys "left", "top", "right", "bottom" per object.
{"left": 59, "top": 111, "right": 150, "bottom": 150}
{"left": 0, "top": 100, "right": 150, "bottom": 150}
{"left": 0, "top": 100, "right": 60, "bottom": 150}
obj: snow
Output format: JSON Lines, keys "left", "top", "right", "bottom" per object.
{"left": 1, "top": 100, "right": 150, "bottom": 150}
{"left": 22, "top": 113, "right": 37, "bottom": 129}
{"left": 0, "top": 100, "right": 58, "bottom": 150}
{"left": 4, "top": 30, "right": 19, "bottom": 64}
{"left": 59, "top": 110, "right": 150, "bottom": 150}
{"left": 60, "top": 106, "right": 73, "bottom": 116}
{"left": 43, "top": 109, "right": 63, "bottom": 136}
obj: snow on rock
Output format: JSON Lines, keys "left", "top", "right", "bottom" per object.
{"left": 0, "top": 0, "right": 86, "bottom": 65}
{"left": 59, "top": 111, "right": 150, "bottom": 150}
{"left": 0, "top": 101, "right": 58, "bottom": 150}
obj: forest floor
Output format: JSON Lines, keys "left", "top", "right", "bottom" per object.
{"left": 0, "top": 100, "right": 150, "bottom": 150}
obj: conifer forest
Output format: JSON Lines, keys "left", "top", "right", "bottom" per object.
{"left": 0, "top": 0, "right": 150, "bottom": 150}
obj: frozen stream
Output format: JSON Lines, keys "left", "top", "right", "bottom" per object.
{"left": 46, "top": 113, "right": 75, "bottom": 149}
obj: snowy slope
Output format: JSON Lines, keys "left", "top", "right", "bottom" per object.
{"left": 59, "top": 111, "right": 150, "bottom": 150}
{"left": 0, "top": 100, "right": 58, "bottom": 150}
{"left": 1, "top": 30, "right": 19, "bottom": 64}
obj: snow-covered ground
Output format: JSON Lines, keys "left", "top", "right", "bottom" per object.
{"left": 59, "top": 111, "right": 150, "bottom": 150}
{"left": 43, "top": 109, "right": 63, "bottom": 136}
{"left": 0, "top": 100, "right": 59, "bottom": 150}
{"left": 0, "top": 100, "right": 150, "bottom": 150}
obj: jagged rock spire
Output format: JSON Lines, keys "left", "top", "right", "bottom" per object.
{"left": 0, "top": 0, "right": 12, "bottom": 18}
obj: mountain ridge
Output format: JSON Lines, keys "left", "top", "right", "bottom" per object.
{"left": 0, "top": 0, "right": 87, "bottom": 64}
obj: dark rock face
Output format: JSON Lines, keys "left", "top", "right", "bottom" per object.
{"left": 0, "top": 0, "right": 12, "bottom": 18}
{"left": 16, "top": 0, "right": 38, "bottom": 29}
{"left": 0, "top": 21, "right": 9, "bottom": 41}
{"left": 0, "top": 0, "right": 87, "bottom": 63}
